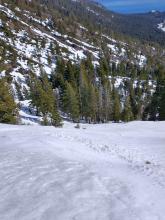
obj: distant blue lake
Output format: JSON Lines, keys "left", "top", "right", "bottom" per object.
{"left": 96, "top": 0, "right": 165, "bottom": 14}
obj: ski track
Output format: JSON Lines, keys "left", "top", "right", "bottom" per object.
{"left": 0, "top": 122, "right": 165, "bottom": 220}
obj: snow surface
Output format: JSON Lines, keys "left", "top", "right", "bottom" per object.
{"left": 158, "top": 22, "right": 165, "bottom": 32}
{"left": 0, "top": 121, "right": 165, "bottom": 220}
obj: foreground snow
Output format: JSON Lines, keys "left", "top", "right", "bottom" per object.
{"left": 0, "top": 121, "right": 165, "bottom": 220}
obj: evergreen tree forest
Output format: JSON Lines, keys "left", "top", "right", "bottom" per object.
{"left": 26, "top": 56, "right": 165, "bottom": 124}
{"left": 1, "top": 54, "right": 165, "bottom": 125}
{"left": 0, "top": 0, "right": 165, "bottom": 125}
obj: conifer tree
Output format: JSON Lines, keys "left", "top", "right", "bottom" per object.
{"left": 62, "top": 82, "right": 80, "bottom": 122}
{"left": 102, "top": 81, "right": 113, "bottom": 122}
{"left": 64, "top": 60, "right": 75, "bottom": 85}
{"left": 147, "top": 65, "right": 165, "bottom": 121}
{"left": 157, "top": 66, "right": 165, "bottom": 120}
{"left": 112, "top": 88, "right": 121, "bottom": 122}
{"left": 97, "top": 85, "right": 104, "bottom": 122}
{"left": 85, "top": 55, "right": 95, "bottom": 83}
{"left": 79, "top": 62, "right": 89, "bottom": 121}
{"left": 51, "top": 58, "right": 65, "bottom": 88}
{"left": 159, "top": 88, "right": 165, "bottom": 120}
{"left": 122, "top": 96, "right": 134, "bottom": 122}
{"left": 98, "top": 56, "right": 109, "bottom": 84}
{"left": 29, "top": 73, "right": 61, "bottom": 126}
{"left": 128, "top": 81, "right": 137, "bottom": 118}
{"left": 0, "top": 78, "right": 18, "bottom": 124}
{"left": 88, "top": 83, "right": 97, "bottom": 122}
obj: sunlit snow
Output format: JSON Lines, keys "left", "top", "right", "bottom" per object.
{"left": 0, "top": 121, "right": 165, "bottom": 220}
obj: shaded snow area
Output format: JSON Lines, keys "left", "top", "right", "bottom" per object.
{"left": 0, "top": 121, "right": 165, "bottom": 220}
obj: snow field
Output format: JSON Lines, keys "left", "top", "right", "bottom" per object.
{"left": 0, "top": 121, "right": 165, "bottom": 220}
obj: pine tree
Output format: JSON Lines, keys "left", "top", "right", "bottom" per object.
{"left": 85, "top": 55, "right": 95, "bottom": 83}
{"left": 64, "top": 60, "right": 75, "bottom": 85}
{"left": 145, "top": 85, "right": 159, "bottom": 121}
{"left": 112, "top": 89, "right": 121, "bottom": 122}
{"left": 0, "top": 78, "right": 18, "bottom": 124}
{"left": 88, "top": 83, "right": 97, "bottom": 123}
{"left": 79, "top": 64, "right": 97, "bottom": 123}
{"left": 102, "top": 81, "right": 113, "bottom": 122}
{"left": 97, "top": 85, "right": 104, "bottom": 122}
{"left": 159, "top": 88, "right": 165, "bottom": 120}
{"left": 147, "top": 65, "right": 165, "bottom": 121}
{"left": 122, "top": 96, "right": 134, "bottom": 122}
{"left": 128, "top": 81, "right": 137, "bottom": 118}
{"left": 79, "top": 62, "right": 89, "bottom": 121}
{"left": 29, "top": 73, "right": 61, "bottom": 126}
{"left": 98, "top": 56, "right": 109, "bottom": 84}
{"left": 158, "top": 78, "right": 165, "bottom": 121}
{"left": 62, "top": 82, "right": 80, "bottom": 122}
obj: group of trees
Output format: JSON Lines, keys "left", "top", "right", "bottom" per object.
{"left": 1, "top": 56, "right": 165, "bottom": 126}
{"left": 28, "top": 72, "right": 61, "bottom": 126}
{"left": 48, "top": 56, "right": 157, "bottom": 123}
{"left": 21, "top": 57, "right": 139, "bottom": 124}
{"left": 144, "top": 65, "right": 165, "bottom": 121}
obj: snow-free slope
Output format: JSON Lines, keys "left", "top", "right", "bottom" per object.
{"left": 0, "top": 121, "right": 165, "bottom": 220}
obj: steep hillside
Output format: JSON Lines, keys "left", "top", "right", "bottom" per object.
{"left": 0, "top": 0, "right": 165, "bottom": 125}
{"left": 113, "top": 11, "right": 165, "bottom": 46}
{"left": 40, "top": 0, "right": 165, "bottom": 46}
{"left": 95, "top": 0, "right": 165, "bottom": 46}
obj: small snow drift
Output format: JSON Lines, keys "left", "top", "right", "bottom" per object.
{"left": 0, "top": 121, "right": 165, "bottom": 220}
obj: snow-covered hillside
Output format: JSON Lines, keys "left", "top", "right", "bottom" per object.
{"left": 0, "top": 2, "right": 150, "bottom": 79}
{"left": 0, "top": 121, "right": 165, "bottom": 220}
{"left": 0, "top": 1, "right": 163, "bottom": 124}
{"left": 158, "top": 21, "right": 165, "bottom": 32}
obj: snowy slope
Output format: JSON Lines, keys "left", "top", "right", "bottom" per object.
{"left": 0, "top": 121, "right": 165, "bottom": 220}
{"left": 0, "top": 2, "right": 158, "bottom": 123}
{"left": 158, "top": 22, "right": 165, "bottom": 32}
{"left": 0, "top": 2, "right": 149, "bottom": 78}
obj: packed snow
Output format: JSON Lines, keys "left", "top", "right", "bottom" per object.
{"left": 0, "top": 121, "right": 165, "bottom": 220}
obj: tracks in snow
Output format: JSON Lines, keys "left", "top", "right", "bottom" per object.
{"left": 0, "top": 123, "right": 165, "bottom": 220}
{"left": 51, "top": 129, "right": 165, "bottom": 190}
